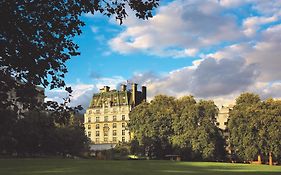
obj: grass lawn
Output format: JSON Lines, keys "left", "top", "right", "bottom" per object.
{"left": 0, "top": 159, "right": 280, "bottom": 175}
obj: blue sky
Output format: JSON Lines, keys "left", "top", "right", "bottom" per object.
{"left": 46, "top": 0, "right": 281, "bottom": 108}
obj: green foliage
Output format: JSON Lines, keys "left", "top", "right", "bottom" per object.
{"left": 0, "top": 0, "right": 159, "bottom": 110}
{"left": 129, "top": 95, "right": 225, "bottom": 161}
{"left": 172, "top": 97, "right": 224, "bottom": 160}
{"left": 0, "top": 109, "right": 89, "bottom": 156}
{"left": 112, "top": 142, "right": 130, "bottom": 160}
{"left": 129, "top": 95, "right": 176, "bottom": 158}
{"left": 229, "top": 93, "right": 281, "bottom": 162}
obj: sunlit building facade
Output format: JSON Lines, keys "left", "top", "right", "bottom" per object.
{"left": 84, "top": 83, "right": 146, "bottom": 147}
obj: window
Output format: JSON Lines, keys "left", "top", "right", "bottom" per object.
{"left": 104, "top": 116, "right": 108, "bottom": 122}
{"left": 104, "top": 137, "right": 108, "bottom": 142}
{"left": 113, "top": 130, "right": 117, "bottom": 136}
{"left": 113, "top": 123, "right": 117, "bottom": 128}
{"left": 96, "top": 131, "right": 100, "bottom": 137}
{"left": 95, "top": 138, "right": 100, "bottom": 143}
{"left": 122, "top": 137, "right": 125, "bottom": 142}
{"left": 96, "top": 124, "right": 100, "bottom": 129}
{"left": 96, "top": 116, "right": 100, "bottom": 122}
{"left": 104, "top": 131, "right": 108, "bottom": 137}
{"left": 224, "top": 121, "right": 228, "bottom": 125}
{"left": 88, "top": 131, "right": 91, "bottom": 137}
{"left": 113, "top": 137, "right": 117, "bottom": 142}
{"left": 122, "top": 130, "right": 125, "bottom": 135}
{"left": 88, "top": 117, "right": 91, "bottom": 123}
{"left": 122, "top": 123, "right": 125, "bottom": 128}
{"left": 89, "top": 110, "right": 92, "bottom": 114}
{"left": 88, "top": 125, "right": 91, "bottom": 129}
{"left": 216, "top": 122, "right": 219, "bottom": 126}
{"left": 122, "top": 115, "right": 125, "bottom": 121}
{"left": 113, "top": 115, "right": 117, "bottom": 121}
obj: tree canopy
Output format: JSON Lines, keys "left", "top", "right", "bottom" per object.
{"left": 0, "top": 0, "right": 159, "bottom": 109}
{"left": 228, "top": 93, "right": 281, "bottom": 162}
{"left": 0, "top": 0, "right": 159, "bottom": 157}
{"left": 129, "top": 95, "right": 225, "bottom": 160}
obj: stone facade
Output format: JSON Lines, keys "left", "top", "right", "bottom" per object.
{"left": 216, "top": 105, "right": 234, "bottom": 154}
{"left": 216, "top": 105, "right": 233, "bottom": 130}
{"left": 84, "top": 83, "right": 146, "bottom": 146}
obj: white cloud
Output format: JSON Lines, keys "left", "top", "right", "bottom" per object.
{"left": 243, "top": 16, "right": 278, "bottom": 36}
{"left": 109, "top": 0, "right": 243, "bottom": 58}
{"left": 56, "top": 0, "right": 281, "bottom": 108}
{"left": 46, "top": 84, "right": 98, "bottom": 109}
{"left": 219, "top": 0, "right": 247, "bottom": 7}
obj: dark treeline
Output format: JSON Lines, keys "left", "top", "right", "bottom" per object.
{"left": 128, "top": 93, "right": 281, "bottom": 163}
{"left": 0, "top": 109, "right": 89, "bottom": 157}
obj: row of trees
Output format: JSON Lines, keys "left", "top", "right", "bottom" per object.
{"left": 129, "top": 95, "right": 225, "bottom": 161}
{"left": 128, "top": 93, "right": 281, "bottom": 162}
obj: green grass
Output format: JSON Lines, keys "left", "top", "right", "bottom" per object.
{"left": 0, "top": 159, "right": 280, "bottom": 175}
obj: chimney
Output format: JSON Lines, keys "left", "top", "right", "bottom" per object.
{"left": 142, "top": 86, "right": 147, "bottom": 102}
{"left": 132, "top": 83, "right": 137, "bottom": 105}
{"left": 121, "top": 84, "right": 127, "bottom": 91}
{"left": 104, "top": 86, "right": 110, "bottom": 92}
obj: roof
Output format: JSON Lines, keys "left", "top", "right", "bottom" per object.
{"left": 89, "top": 144, "right": 116, "bottom": 151}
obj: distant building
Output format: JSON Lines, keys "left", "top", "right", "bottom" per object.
{"left": 84, "top": 83, "right": 146, "bottom": 150}
{"left": 216, "top": 105, "right": 233, "bottom": 130}
{"left": 215, "top": 105, "right": 234, "bottom": 154}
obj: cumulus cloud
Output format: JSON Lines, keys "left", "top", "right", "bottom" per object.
{"left": 46, "top": 0, "right": 281, "bottom": 108}
{"left": 203, "top": 24, "right": 281, "bottom": 82}
{"left": 45, "top": 84, "right": 98, "bottom": 110}
{"left": 109, "top": 0, "right": 243, "bottom": 57}
{"left": 142, "top": 57, "right": 257, "bottom": 98}
{"left": 243, "top": 16, "right": 278, "bottom": 37}
{"left": 190, "top": 57, "right": 258, "bottom": 97}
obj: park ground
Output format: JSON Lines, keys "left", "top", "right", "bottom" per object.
{"left": 0, "top": 159, "right": 280, "bottom": 175}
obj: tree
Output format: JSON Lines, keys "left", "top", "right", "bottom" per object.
{"left": 0, "top": 1, "right": 159, "bottom": 156}
{"left": 0, "top": 109, "right": 89, "bottom": 156}
{"left": 228, "top": 93, "right": 262, "bottom": 161}
{"left": 129, "top": 95, "right": 176, "bottom": 158}
{"left": 228, "top": 93, "right": 281, "bottom": 163}
{"left": 172, "top": 96, "right": 224, "bottom": 160}
{"left": 0, "top": 0, "right": 159, "bottom": 109}
{"left": 129, "top": 95, "right": 225, "bottom": 160}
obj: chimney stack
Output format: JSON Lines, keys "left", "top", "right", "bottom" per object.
{"left": 104, "top": 86, "right": 110, "bottom": 92}
{"left": 121, "top": 84, "right": 127, "bottom": 91}
{"left": 142, "top": 86, "right": 147, "bottom": 102}
{"left": 132, "top": 83, "right": 137, "bottom": 105}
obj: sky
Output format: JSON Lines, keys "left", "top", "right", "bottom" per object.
{"left": 46, "top": 0, "right": 281, "bottom": 109}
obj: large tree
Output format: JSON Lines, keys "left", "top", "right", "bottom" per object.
{"left": 129, "top": 95, "right": 176, "bottom": 158}
{"left": 0, "top": 0, "right": 159, "bottom": 109}
{"left": 0, "top": 0, "right": 159, "bottom": 156}
{"left": 228, "top": 93, "right": 281, "bottom": 162}
{"left": 172, "top": 96, "right": 224, "bottom": 160}
{"left": 129, "top": 95, "right": 225, "bottom": 160}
